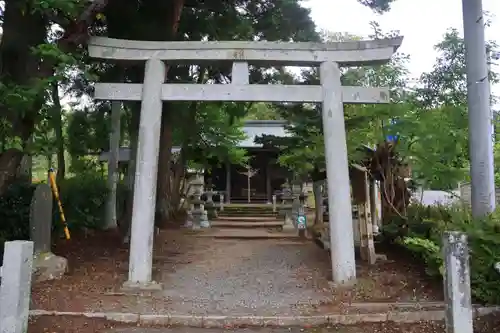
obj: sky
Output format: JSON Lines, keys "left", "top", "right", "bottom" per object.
{"left": 304, "top": 0, "right": 500, "bottom": 101}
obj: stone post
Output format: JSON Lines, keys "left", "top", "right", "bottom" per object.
{"left": 30, "top": 184, "right": 68, "bottom": 282}
{"left": 225, "top": 160, "right": 231, "bottom": 204}
{"left": 272, "top": 194, "right": 277, "bottom": 213}
{"left": 105, "top": 101, "right": 121, "bottom": 229}
{"left": 125, "top": 58, "right": 165, "bottom": 290}
{"left": 30, "top": 184, "right": 52, "bottom": 255}
{"left": 320, "top": 61, "right": 356, "bottom": 284}
{"left": 443, "top": 231, "right": 473, "bottom": 333}
{"left": 219, "top": 194, "right": 225, "bottom": 212}
{"left": 0, "top": 241, "right": 34, "bottom": 333}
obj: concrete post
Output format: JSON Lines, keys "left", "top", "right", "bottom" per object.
{"left": 105, "top": 101, "right": 121, "bottom": 229}
{"left": 461, "top": 0, "right": 496, "bottom": 216}
{"left": 219, "top": 194, "right": 224, "bottom": 212}
{"left": 0, "top": 241, "right": 34, "bottom": 333}
{"left": 225, "top": 160, "right": 231, "bottom": 204}
{"left": 442, "top": 231, "right": 473, "bottom": 333}
{"left": 320, "top": 61, "right": 356, "bottom": 284}
{"left": 124, "top": 59, "right": 165, "bottom": 289}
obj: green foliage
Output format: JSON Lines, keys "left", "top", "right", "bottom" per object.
{"left": 57, "top": 174, "right": 126, "bottom": 231}
{"left": 383, "top": 203, "right": 500, "bottom": 304}
{"left": 0, "top": 175, "right": 125, "bottom": 254}
{"left": 244, "top": 103, "right": 282, "bottom": 121}
{"left": 0, "top": 183, "right": 37, "bottom": 245}
{"left": 357, "top": 0, "right": 397, "bottom": 12}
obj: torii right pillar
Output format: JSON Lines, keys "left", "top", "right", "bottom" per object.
{"left": 320, "top": 61, "right": 356, "bottom": 285}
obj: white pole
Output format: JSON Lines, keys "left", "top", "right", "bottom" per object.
{"left": 462, "top": 0, "right": 496, "bottom": 216}
{"left": 105, "top": 101, "right": 121, "bottom": 229}
{"left": 125, "top": 59, "right": 165, "bottom": 288}
{"left": 320, "top": 61, "right": 356, "bottom": 284}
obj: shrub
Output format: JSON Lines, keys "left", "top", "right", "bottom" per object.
{"left": 0, "top": 173, "right": 127, "bottom": 249}
{"left": 56, "top": 174, "right": 127, "bottom": 232}
{"left": 382, "top": 203, "right": 500, "bottom": 304}
{"left": 0, "top": 182, "right": 36, "bottom": 264}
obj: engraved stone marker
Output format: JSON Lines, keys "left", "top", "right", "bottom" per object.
{"left": 29, "top": 184, "right": 53, "bottom": 255}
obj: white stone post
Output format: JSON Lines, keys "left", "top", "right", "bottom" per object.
{"left": 0, "top": 241, "right": 34, "bottom": 333}
{"left": 272, "top": 194, "right": 277, "bottom": 213}
{"left": 320, "top": 61, "right": 356, "bottom": 284}
{"left": 105, "top": 101, "right": 121, "bottom": 229}
{"left": 443, "top": 231, "right": 473, "bottom": 333}
{"left": 124, "top": 59, "right": 165, "bottom": 289}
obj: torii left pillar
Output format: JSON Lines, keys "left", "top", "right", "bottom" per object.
{"left": 122, "top": 59, "right": 165, "bottom": 290}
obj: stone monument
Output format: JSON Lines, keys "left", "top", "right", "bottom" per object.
{"left": 29, "top": 184, "right": 68, "bottom": 282}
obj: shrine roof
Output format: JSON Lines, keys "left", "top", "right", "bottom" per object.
{"left": 99, "top": 120, "right": 290, "bottom": 161}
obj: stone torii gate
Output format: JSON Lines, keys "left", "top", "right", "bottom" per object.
{"left": 88, "top": 36, "right": 403, "bottom": 289}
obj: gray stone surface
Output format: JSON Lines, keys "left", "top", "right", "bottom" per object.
{"left": 29, "top": 184, "right": 68, "bottom": 282}
{"left": 127, "top": 58, "right": 165, "bottom": 286}
{"left": 95, "top": 83, "right": 391, "bottom": 104}
{"left": 320, "top": 61, "right": 356, "bottom": 285}
{"left": 32, "top": 252, "right": 68, "bottom": 282}
{"left": 88, "top": 36, "right": 403, "bottom": 66}
{"left": 29, "top": 184, "right": 53, "bottom": 255}
{"left": 0, "top": 241, "right": 34, "bottom": 333}
{"left": 443, "top": 231, "right": 473, "bottom": 333}
{"left": 157, "top": 240, "right": 333, "bottom": 315}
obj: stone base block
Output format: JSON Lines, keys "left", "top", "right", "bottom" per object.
{"left": 33, "top": 252, "right": 68, "bottom": 282}
{"left": 121, "top": 280, "right": 163, "bottom": 292}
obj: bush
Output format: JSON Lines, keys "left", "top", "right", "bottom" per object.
{"left": 0, "top": 174, "right": 127, "bottom": 249}
{"left": 382, "top": 203, "right": 500, "bottom": 304}
{"left": 0, "top": 182, "right": 36, "bottom": 243}
{"left": 56, "top": 174, "right": 127, "bottom": 232}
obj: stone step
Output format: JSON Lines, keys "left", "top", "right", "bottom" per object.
{"left": 219, "top": 207, "right": 275, "bottom": 211}
{"left": 218, "top": 213, "right": 277, "bottom": 218}
{"left": 215, "top": 216, "right": 280, "bottom": 222}
{"left": 211, "top": 221, "right": 284, "bottom": 228}
{"left": 195, "top": 228, "right": 300, "bottom": 239}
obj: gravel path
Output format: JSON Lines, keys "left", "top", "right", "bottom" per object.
{"left": 28, "top": 315, "right": 500, "bottom": 333}
{"left": 157, "top": 239, "right": 333, "bottom": 315}
{"left": 31, "top": 229, "right": 441, "bottom": 315}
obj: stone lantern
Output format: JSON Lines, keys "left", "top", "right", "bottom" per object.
{"left": 204, "top": 185, "right": 218, "bottom": 219}
{"left": 187, "top": 177, "right": 210, "bottom": 229}
{"left": 279, "top": 181, "right": 295, "bottom": 230}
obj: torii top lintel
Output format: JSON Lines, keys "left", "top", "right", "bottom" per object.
{"left": 88, "top": 36, "right": 403, "bottom": 66}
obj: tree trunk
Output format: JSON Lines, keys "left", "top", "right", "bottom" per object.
{"left": 0, "top": 1, "right": 47, "bottom": 195}
{"left": 155, "top": 0, "right": 186, "bottom": 222}
{"left": 156, "top": 106, "right": 174, "bottom": 222}
{"left": 51, "top": 82, "right": 66, "bottom": 183}
{"left": 313, "top": 180, "right": 324, "bottom": 225}
{"left": 121, "top": 103, "right": 140, "bottom": 243}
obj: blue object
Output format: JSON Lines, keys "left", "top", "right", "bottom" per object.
{"left": 297, "top": 215, "right": 307, "bottom": 229}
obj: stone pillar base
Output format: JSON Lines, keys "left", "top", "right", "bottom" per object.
{"left": 33, "top": 252, "right": 68, "bottom": 282}
{"left": 121, "top": 280, "right": 163, "bottom": 292}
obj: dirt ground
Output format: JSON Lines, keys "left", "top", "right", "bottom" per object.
{"left": 27, "top": 315, "right": 500, "bottom": 333}
{"left": 31, "top": 229, "right": 442, "bottom": 316}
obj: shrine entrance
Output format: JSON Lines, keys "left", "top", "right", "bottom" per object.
{"left": 88, "top": 36, "right": 403, "bottom": 288}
